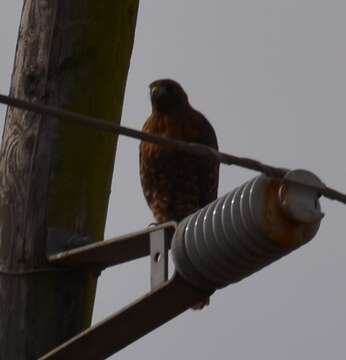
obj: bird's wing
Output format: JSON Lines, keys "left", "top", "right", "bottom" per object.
{"left": 193, "top": 111, "right": 220, "bottom": 206}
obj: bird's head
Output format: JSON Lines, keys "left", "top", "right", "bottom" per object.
{"left": 149, "top": 79, "right": 189, "bottom": 113}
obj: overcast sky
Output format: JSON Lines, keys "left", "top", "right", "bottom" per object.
{"left": 1, "top": 1, "right": 346, "bottom": 359}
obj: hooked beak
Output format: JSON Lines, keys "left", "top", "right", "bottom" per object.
{"left": 150, "top": 86, "right": 160, "bottom": 97}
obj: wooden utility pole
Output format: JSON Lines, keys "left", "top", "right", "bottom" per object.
{"left": 0, "top": 1, "right": 139, "bottom": 358}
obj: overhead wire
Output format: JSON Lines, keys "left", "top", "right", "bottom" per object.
{"left": 0, "top": 93, "right": 345, "bottom": 205}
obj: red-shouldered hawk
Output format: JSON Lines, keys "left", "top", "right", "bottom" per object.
{"left": 140, "top": 79, "right": 219, "bottom": 224}
{"left": 139, "top": 79, "right": 219, "bottom": 310}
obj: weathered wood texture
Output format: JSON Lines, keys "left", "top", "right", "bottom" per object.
{"left": 0, "top": 1, "right": 139, "bottom": 358}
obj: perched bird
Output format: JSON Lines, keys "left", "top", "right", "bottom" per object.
{"left": 139, "top": 79, "right": 219, "bottom": 308}
{"left": 140, "top": 79, "right": 219, "bottom": 223}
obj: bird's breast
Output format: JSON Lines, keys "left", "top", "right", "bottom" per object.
{"left": 141, "top": 113, "right": 200, "bottom": 158}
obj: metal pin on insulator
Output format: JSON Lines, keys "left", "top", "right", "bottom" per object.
{"left": 171, "top": 170, "right": 324, "bottom": 291}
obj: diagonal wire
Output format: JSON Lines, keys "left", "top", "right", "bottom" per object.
{"left": 0, "top": 93, "right": 345, "bottom": 205}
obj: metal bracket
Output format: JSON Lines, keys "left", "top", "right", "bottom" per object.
{"left": 150, "top": 229, "right": 169, "bottom": 290}
{"left": 39, "top": 222, "right": 213, "bottom": 360}
{"left": 39, "top": 274, "right": 212, "bottom": 360}
{"left": 48, "top": 222, "right": 176, "bottom": 271}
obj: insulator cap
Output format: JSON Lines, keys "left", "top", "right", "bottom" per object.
{"left": 171, "top": 171, "right": 323, "bottom": 291}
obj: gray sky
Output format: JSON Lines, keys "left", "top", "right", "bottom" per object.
{"left": 1, "top": 1, "right": 346, "bottom": 359}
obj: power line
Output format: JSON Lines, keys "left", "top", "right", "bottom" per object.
{"left": 0, "top": 93, "right": 345, "bottom": 205}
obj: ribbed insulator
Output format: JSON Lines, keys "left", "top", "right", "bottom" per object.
{"left": 171, "top": 170, "right": 324, "bottom": 291}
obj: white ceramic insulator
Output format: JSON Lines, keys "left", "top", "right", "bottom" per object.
{"left": 171, "top": 171, "right": 323, "bottom": 290}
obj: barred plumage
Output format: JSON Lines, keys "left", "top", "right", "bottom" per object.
{"left": 139, "top": 79, "right": 219, "bottom": 224}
